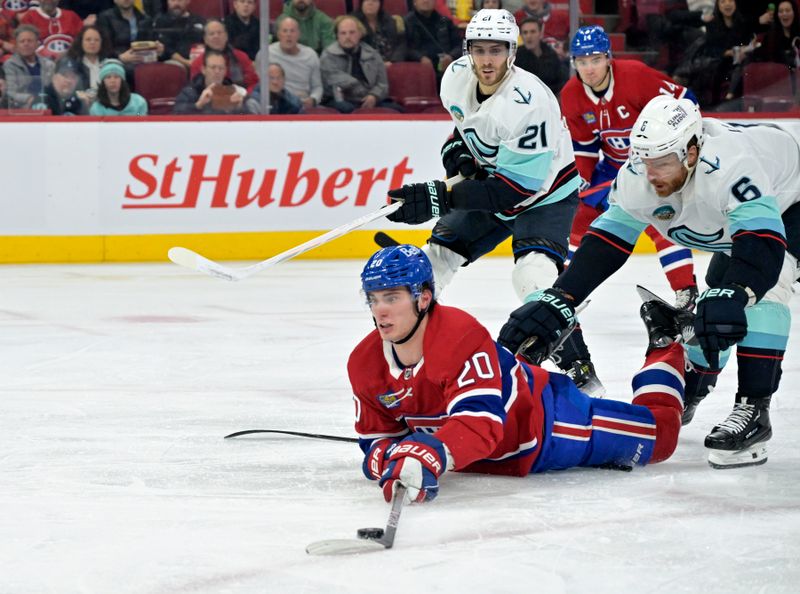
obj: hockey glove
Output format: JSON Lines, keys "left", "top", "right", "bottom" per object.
{"left": 441, "top": 136, "right": 478, "bottom": 178}
{"left": 362, "top": 437, "right": 399, "bottom": 481}
{"left": 379, "top": 433, "right": 449, "bottom": 504}
{"left": 387, "top": 180, "right": 451, "bottom": 225}
{"left": 694, "top": 285, "right": 749, "bottom": 369}
{"left": 497, "top": 288, "right": 577, "bottom": 364}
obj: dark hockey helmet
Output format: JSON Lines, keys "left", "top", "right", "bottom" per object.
{"left": 361, "top": 244, "right": 434, "bottom": 299}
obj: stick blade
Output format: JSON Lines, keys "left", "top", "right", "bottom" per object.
{"left": 305, "top": 538, "right": 387, "bottom": 556}
{"left": 167, "top": 247, "right": 241, "bottom": 282}
{"left": 636, "top": 284, "right": 667, "bottom": 304}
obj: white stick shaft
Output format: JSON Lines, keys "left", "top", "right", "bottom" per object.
{"left": 168, "top": 201, "right": 402, "bottom": 281}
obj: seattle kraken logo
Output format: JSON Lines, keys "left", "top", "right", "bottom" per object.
{"left": 463, "top": 127, "right": 499, "bottom": 165}
{"left": 668, "top": 225, "right": 731, "bottom": 251}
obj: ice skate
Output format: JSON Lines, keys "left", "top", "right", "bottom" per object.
{"left": 705, "top": 396, "right": 772, "bottom": 469}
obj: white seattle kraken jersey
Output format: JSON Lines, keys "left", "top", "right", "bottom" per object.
{"left": 440, "top": 56, "right": 579, "bottom": 209}
{"left": 595, "top": 119, "right": 800, "bottom": 253}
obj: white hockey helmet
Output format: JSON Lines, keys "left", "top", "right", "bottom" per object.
{"left": 629, "top": 95, "right": 704, "bottom": 163}
{"left": 464, "top": 9, "right": 519, "bottom": 61}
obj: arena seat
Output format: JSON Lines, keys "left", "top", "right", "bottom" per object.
{"left": 133, "top": 63, "right": 189, "bottom": 115}
{"left": 386, "top": 61, "right": 440, "bottom": 113}
{"left": 741, "top": 62, "right": 795, "bottom": 112}
{"left": 190, "top": 0, "right": 226, "bottom": 19}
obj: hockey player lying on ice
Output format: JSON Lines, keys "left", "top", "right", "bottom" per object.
{"left": 348, "top": 244, "right": 685, "bottom": 504}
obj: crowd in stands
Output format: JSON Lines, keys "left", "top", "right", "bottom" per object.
{"left": 1, "top": 0, "right": 800, "bottom": 115}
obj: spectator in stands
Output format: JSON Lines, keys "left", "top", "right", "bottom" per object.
{"left": 352, "top": 0, "right": 407, "bottom": 66}
{"left": 1, "top": 1, "right": 33, "bottom": 29}
{"left": 143, "top": 0, "right": 206, "bottom": 69}
{"left": 42, "top": 56, "right": 85, "bottom": 113}
{"left": 280, "top": 0, "right": 335, "bottom": 55}
{"left": 65, "top": 24, "right": 112, "bottom": 104}
{"left": 256, "top": 16, "right": 323, "bottom": 110}
{"left": 0, "top": 11, "right": 14, "bottom": 61}
{"left": 481, "top": 0, "right": 502, "bottom": 7}
{"left": 190, "top": 19, "right": 258, "bottom": 92}
{"left": 249, "top": 63, "right": 304, "bottom": 114}
{"left": 661, "top": 1, "right": 715, "bottom": 75}
{"left": 20, "top": 0, "right": 85, "bottom": 59}
{"left": 738, "top": 0, "right": 775, "bottom": 35}
{"left": 224, "top": 0, "right": 259, "bottom": 60}
{"left": 175, "top": 48, "right": 249, "bottom": 114}
{"left": 755, "top": 0, "right": 800, "bottom": 69}
{"left": 320, "top": 14, "right": 400, "bottom": 112}
{"left": 512, "top": 0, "right": 568, "bottom": 50}
{"left": 703, "top": 0, "right": 757, "bottom": 104}
{"left": 404, "top": 0, "right": 461, "bottom": 81}
{"left": 514, "top": 17, "right": 566, "bottom": 95}
{"left": 60, "top": 0, "right": 110, "bottom": 22}
{"left": 3, "top": 25, "right": 56, "bottom": 108}
{"left": 0, "top": 68, "right": 8, "bottom": 109}
{"left": 89, "top": 57, "right": 147, "bottom": 113}
{"left": 97, "top": 0, "right": 160, "bottom": 68}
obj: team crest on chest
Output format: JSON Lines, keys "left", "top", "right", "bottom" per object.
{"left": 582, "top": 111, "right": 596, "bottom": 124}
{"left": 450, "top": 105, "right": 465, "bottom": 122}
{"left": 652, "top": 205, "right": 676, "bottom": 220}
{"left": 376, "top": 386, "right": 414, "bottom": 408}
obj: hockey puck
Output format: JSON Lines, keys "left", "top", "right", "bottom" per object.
{"left": 356, "top": 527, "right": 384, "bottom": 540}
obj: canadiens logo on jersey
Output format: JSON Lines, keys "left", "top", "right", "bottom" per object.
{"left": 582, "top": 111, "right": 596, "bottom": 124}
{"left": 652, "top": 205, "right": 676, "bottom": 220}
{"left": 37, "top": 33, "right": 73, "bottom": 59}
{"left": 599, "top": 129, "right": 632, "bottom": 162}
{"left": 377, "top": 387, "right": 413, "bottom": 408}
{"left": 2, "top": 0, "right": 30, "bottom": 13}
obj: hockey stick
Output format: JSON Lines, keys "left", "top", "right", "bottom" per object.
{"left": 223, "top": 429, "right": 357, "bottom": 442}
{"left": 374, "top": 231, "right": 400, "bottom": 248}
{"left": 168, "top": 201, "right": 403, "bottom": 282}
{"left": 306, "top": 486, "right": 407, "bottom": 555}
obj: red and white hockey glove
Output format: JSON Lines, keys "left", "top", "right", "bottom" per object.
{"left": 378, "top": 434, "right": 450, "bottom": 504}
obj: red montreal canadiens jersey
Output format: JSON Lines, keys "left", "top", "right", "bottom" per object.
{"left": 348, "top": 305, "right": 548, "bottom": 477}
{"left": 560, "top": 60, "right": 688, "bottom": 182}
{"left": 20, "top": 7, "right": 83, "bottom": 59}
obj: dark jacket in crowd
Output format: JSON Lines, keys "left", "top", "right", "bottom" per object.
{"left": 353, "top": 10, "right": 407, "bottom": 63}
{"left": 42, "top": 83, "right": 84, "bottom": 115}
{"left": 97, "top": 5, "right": 151, "bottom": 57}
{"left": 404, "top": 9, "right": 461, "bottom": 65}
{"left": 223, "top": 13, "right": 260, "bottom": 60}
{"left": 515, "top": 43, "right": 566, "bottom": 95}
{"left": 174, "top": 73, "right": 244, "bottom": 114}
{"left": 144, "top": 12, "right": 206, "bottom": 60}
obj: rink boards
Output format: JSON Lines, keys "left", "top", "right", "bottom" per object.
{"left": 1, "top": 113, "right": 798, "bottom": 263}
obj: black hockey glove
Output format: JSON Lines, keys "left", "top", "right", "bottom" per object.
{"left": 441, "top": 137, "right": 478, "bottom": 178}
{"left": 498, "top": 288, "right": 577, "bottom": 365}
{"left": 387, "top": 180, "right": 451, "bottom": 225}
{"left": 694, "top": 284, "right": 749, "bottom": 369}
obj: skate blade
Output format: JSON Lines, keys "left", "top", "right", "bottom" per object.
{"left": 707, "top": 443, "right": 768, "bottom": 469}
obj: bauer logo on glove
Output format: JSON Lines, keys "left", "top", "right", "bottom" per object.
{"left": 387, "top": 180, "right": 451, "bottom": 225}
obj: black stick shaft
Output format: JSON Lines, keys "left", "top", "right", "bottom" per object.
{"left": 224, "top": 429, "right": 358, "bottom": 442}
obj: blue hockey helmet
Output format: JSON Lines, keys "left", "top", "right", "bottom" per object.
{"left": 570, "top": 25, "right": 611, "bottom": 58}
{"left": 361, "top": 244, "right": 434, "bottom": 299}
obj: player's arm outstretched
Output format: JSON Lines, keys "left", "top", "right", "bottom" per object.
{"left": 498, "top": 177, "right": 647, "bottom": 357}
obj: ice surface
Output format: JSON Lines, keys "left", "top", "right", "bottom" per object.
{"left": 1, "top": 254, "right": 798, "bottom": 593}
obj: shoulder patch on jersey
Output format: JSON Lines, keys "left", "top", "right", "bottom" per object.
{"left": 582, "top": 111, "right": 596, "bottom": 124}
{"left": 513, "top": 87, "right": 532, "bottom": 104}
{"left": 699, "top": 156, "right": 720, "bottom": 174}
{"left": 450, "top": 104, "right": 465, "bottom": 122}
{"left": 376, "top": 386, "right": 414, "bottom": 408}
{"left": 652, "top": 205, "right": 676, "bottom": 221}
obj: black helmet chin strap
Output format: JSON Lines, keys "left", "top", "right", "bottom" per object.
{"left": 391, "top": 303, "right": 430, "bottom": 345}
